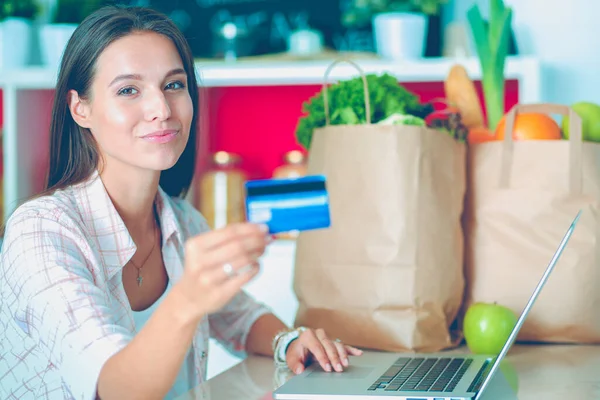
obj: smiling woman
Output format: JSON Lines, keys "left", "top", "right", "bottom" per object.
{"left": 0, "top": 5, "right": 360, "bottom": 400}
{"left": 45, "top": 7, "right": 198, "bottom": 197}
{"left": 68, "top": 31, "right": 192, "bottom": 176}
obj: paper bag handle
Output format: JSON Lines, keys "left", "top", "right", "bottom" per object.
{"left": 500, "top": 103, "right": 583, "bottom": 194}
{"left": 322, "top": 58, "right": 372, "bottom": 125}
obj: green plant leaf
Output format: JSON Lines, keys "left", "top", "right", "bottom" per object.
{"left": 467, "top": 5, "right": 492, "bottom": 71}
{"left": 493, "top": 8, "right": 513, "bottom": 66}
{"left": 488, "top": 1, "right": 509, "bottom": 56}
{"left": 468, "top": 0, "right": 513, "bottom": 132}
{"left": 53, "top": 0, "right": 105, "bottom": 24}
{"left": 0, "top": 0, "right": 39, "bottom": 20}
{"left": 294, "top": 73, "right": 424, "bottom": 150}
{"left": 489, "top": 0, "right": 504, "bottom": 23}
{"left": 341, "top": 0, "right": 448, "bottom": 27}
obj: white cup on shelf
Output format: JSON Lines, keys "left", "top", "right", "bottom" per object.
{"left": 372, "top": 12, "right": 428, "bottom": 60}
{"left": 288, "top": 29, "right": 323, "bottom": 56}
{"left": 39, "top": 23, "right": 78, "bottom": 67}
{"left": 0, "top": 18, "right": 33, "bottom": 69}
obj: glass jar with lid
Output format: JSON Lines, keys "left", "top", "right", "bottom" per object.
{"left": 272, "top": 150, "right": 307, "bottom": 179}
{"left": 272, "top": 150, "right": 308, "bottom": 240}
{"left": 198, "top": 151, "right": 247, "bottom": 230}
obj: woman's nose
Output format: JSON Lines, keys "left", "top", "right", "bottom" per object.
{"left": 145, "top": 90, "right": 172, "bottom": 121}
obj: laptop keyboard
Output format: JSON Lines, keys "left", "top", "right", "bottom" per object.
{"left": 367, "top": 357, "right": 473, "bottom": 392}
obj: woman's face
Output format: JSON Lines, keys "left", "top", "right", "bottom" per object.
{"left": 72, "top": 30, "right": 193, "bottom": 173}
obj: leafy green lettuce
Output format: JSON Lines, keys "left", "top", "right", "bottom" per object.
{"left": 295, "top": 73, "right": 433, "bottom": 149}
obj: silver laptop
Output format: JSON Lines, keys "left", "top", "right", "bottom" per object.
{"left": 274, "top": 210, "right": 582, "bottom": 400}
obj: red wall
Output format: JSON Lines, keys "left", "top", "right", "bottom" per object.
{"left": 204, "top": 80, "right": 519, "bottom": 179}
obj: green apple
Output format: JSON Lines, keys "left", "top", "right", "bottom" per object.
{"left": 463, "top": 302, "right": 517, "bottom": 355}
{"left": 562, "top": 101, "right": 600, "bottom": 142}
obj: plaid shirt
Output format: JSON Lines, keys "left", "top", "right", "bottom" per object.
{"left": 0, "top": 171, "right": 270, "bottom": 399}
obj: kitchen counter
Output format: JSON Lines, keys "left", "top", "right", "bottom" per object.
{"left": 177, "top": 343, "right": 600, "bottom": 399}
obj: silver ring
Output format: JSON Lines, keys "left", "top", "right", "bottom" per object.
{"left": 334, "top": 338, "right": 342, "bottom": 343}
{"left": 222, "top": 263, "right": 235, "bottom": 278}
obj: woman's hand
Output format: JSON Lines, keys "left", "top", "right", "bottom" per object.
{"left": 175, "top": 222, "right": 269, "bottom": 323}
{"left": 286, "top": 328, "right": 363, "bottom": 374}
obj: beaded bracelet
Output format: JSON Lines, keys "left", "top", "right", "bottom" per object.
{"left": 272, "top": 327, "right": 307, "bottom": 368}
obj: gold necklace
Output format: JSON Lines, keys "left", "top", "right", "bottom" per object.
{"left": 130, "top": 218, "right": 158, "bottom": 288}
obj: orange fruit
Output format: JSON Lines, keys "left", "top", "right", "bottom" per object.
{"left": 468, "top": 127, "right": 498, "bottom": 144}
{"left": 495, "top": 112, "right": 562, "bottom": 140}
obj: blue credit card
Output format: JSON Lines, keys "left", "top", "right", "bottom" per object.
{"left": 244, "top": 175, "right": 331, "bottom": 234}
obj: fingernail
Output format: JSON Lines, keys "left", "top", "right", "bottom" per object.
{"left": 258, "top": 224, "right": 269, "bottom": 233}
{"left": 325, "top": 363, "right": 332, "bottom": 372}
{"left": 342, "top": 358, "right": 349, "bottom": 367}
{"left": 336, "top": 363, "right": 343, "bottom": 372}
{"left": 295, "top": 366, "right": 303, "bottom": 374}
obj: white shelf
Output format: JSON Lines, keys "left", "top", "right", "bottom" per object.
{"left": 199, "top": 55, "right": 540, "bottom": 88}
{"left": 0, "top": 55, "right": 540, "bottom": 89}
{"left": 0, "top": 55, "right": 542, "bottom": 221}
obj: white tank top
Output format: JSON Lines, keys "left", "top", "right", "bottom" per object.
{"left": 131, "top": 281, "right": 195, "bottom": 399}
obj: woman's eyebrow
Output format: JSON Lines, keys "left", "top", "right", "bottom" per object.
{"left": 108, "top": 68, "right": 187, "bottom": 87}
{"left": 165, "top": 68, "right": 186, "bottom": 78}
{"left": 109, "top": 73, "right": 142, "bottom": 87}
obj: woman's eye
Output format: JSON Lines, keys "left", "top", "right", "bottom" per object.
{"left": 165, "top": 80, "right": 186, "bottom": 90}
{"left": 117, "top": 87, "right": 138, "bottom": 96}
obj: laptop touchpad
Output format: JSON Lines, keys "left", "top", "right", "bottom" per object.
{"left": 307, "top": 366, "right": 374, "bottom": 380}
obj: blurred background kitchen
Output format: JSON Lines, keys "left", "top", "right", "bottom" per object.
{"left": 0, "top": 0, "right": 596, "bottom": 377}
{"left": 0, "top": 0, "right": 594, "bottom": 226}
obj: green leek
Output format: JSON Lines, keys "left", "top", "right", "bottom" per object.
{"left": 467, "top": 0, "right": 513, "bottom": 132}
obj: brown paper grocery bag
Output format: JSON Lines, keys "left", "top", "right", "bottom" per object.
{"left": 464, "top": 103, "right": 600, "bottom": 343}
{"left": 292, "top": 59, "right": 467, "bottom": 352}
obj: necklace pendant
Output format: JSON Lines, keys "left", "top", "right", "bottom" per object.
{"left": 137, "top": 271, "right": 143, "bottom": 287}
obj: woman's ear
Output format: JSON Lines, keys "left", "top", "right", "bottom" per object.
{"left": 67, "top": 89, "right": 91, "bottom": 129}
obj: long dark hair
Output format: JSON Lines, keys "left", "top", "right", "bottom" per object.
{"left": 45, "top": 5, "right": 199, "bottom": 198}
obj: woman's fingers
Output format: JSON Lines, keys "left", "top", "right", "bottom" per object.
{"left": 333, "top": 340, "right": 350, "bottom": 367}
{"left": 316, "top": 329, "right": 343, "bottom": 372}
{"left": 180, "top": 223, "right": 272, "bottom": 319}
{"left": 344, "top": 345, "right": 363, "bottom": 356}
{"left": 287, "top": 341, "right": 310, "bottom": 375}
{"left": 197, "top": 255, "right": 260, "bottom": 287}
{"left": 194, "top": 222, "right": 268, "bottom": 251}
{"left": 219, "top": 262, "right": 261, "bottom": 299}
{"left": 186, "top": 224, "right": 268, "bottom": 276}
{"left": 301, "top": 330, "right": 332, "bottom": 372}
{"left": 283, "top": 328, "right": 365, "bottom": 376}
{"left": 204, "top": 233, "right": 267, "bottom": 266}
